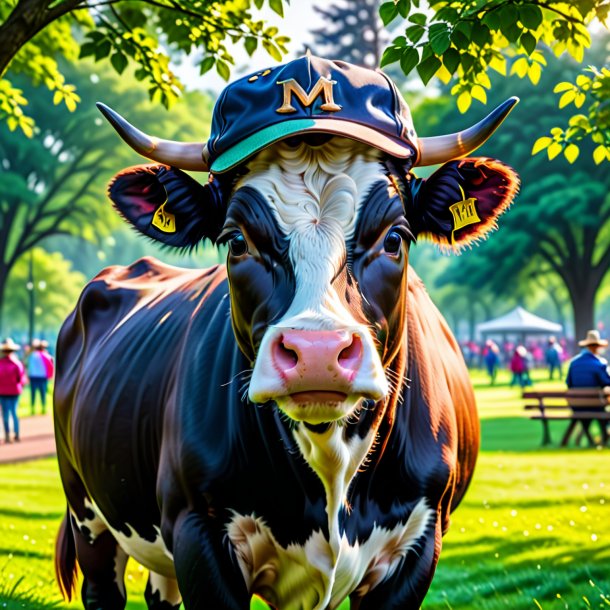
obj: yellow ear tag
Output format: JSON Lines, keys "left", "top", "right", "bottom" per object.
{"left": 449, "top": 185, "right": 480, "bottom": 244}
{"left": 152, "top": 200, "right": 176, "bottom": 233}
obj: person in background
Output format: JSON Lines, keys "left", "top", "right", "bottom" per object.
{"left": 566, "top": 330, "right": 610, "bottom": 445}
{"left": 28, "top": 339, "right": 54, "bottom": 414}
{"left": 483, "top": 339, "right": 501, "bottom": 385}
{"left": 510, "top": 346, "right": 526, "bottom": 387}
{"left": 545, "top": 336, "right": 563, "bottom": 380}
{"left": 0, "top": 338, "right": 26, "bottom": 443}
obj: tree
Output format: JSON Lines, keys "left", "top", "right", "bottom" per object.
{"left": 0, "top": 59, "right": 215, "bottom": 333}
{"left": 428, "top": 38, "right": 610, "bottom": 342}
{"left": 0, "top": 0, "right": 289, "bottom": 135}
{"left": 3, "top": 248, "right": 86, "bottom": 338}
{"left": 310, "top": 0, "right": 387, "bottom": 69}
{"left": 379, "top": 0, "right": 609, "bottom": 162}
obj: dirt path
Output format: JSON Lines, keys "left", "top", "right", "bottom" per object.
{"left": 0, "top": 414, "right": 56, "bottom": 464}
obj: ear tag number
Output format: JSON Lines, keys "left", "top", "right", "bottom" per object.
{"left": 152, "top": 200, "right": 176, "bottom": 234}
{"left": 449, "top": 185, "right": 480, "bottom": 244}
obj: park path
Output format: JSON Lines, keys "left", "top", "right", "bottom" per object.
{"left": 0, "top": 414, "right": 56, "bottom": 464}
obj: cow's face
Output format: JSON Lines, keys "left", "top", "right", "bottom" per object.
{"left": 224, "top": 138, "right": 408, "bottom": 424}
{"left": 108, "top": 137, "right": 518, "bottom": 425}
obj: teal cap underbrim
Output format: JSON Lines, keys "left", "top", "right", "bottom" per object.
{"left": 210, "top": 118, "right": 414, "bottom": 173}
{"left": 210, "top": 119, "right": 317, "bottom": 173}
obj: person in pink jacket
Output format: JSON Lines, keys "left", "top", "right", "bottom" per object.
{"left": 0, "top": 338, "right": 26, "bottom": 443}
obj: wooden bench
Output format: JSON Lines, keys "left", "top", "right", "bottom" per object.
{"left": 523, "top": 389, "right": 610, "bottom": 447}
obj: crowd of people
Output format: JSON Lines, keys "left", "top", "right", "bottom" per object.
{"left": 0, "top": 338, "right": 54, "bottom": 445}
{"left": 462, "top": 336, "right": 570, "bottom": 386}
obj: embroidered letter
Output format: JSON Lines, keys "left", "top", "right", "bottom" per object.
{"left": 276, "top": 76, "right": 341, "bottom": 113}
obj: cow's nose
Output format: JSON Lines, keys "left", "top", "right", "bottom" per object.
{"left": 272, "top": 330, "right": 363, "bottom": 390}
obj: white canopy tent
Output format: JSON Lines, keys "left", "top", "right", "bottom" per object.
{"left": 477, "top": 306, "right": 562, "bottom": 342}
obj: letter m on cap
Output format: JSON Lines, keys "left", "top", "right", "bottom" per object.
{"left": 276, "top": 76, "right": 341, "bottom": 114}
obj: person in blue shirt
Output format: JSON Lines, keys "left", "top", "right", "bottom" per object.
{"left": 567, "top": 330, "right": 610, "bottom": 388}
{"left": 566, "top": 329, "right": 610, "bottom": 445}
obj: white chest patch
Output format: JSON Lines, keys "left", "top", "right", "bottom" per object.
{"left": 227, "top": 498, "right": 432, "bottom": 610}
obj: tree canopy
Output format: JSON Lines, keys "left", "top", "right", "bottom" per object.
{"left": 380, "top": 0, "right": 609, "bottom": 163}
{"left": 0, "top": 0, "right": 289, "bottom": 135}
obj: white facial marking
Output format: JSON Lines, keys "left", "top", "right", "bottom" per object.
{"left": 227, "top": 498, "right": 433, "bottom": 610}
{"left": 149, "top": 572, "right": 182, "bottom": 606}
{"left": 243, "top": 139, "right": 390, "bottom": 407}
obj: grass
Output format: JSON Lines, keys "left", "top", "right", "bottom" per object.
{"left": 0, "top": 369, "right": 609, "bottom": 609}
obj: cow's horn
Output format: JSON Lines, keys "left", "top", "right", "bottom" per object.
{"left": 96, "top": 102, "right": 209, "bottom": 172}
{"left": 416, "top": 97, "right": 519, "bottom": 167}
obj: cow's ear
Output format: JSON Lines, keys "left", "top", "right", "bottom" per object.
{"left": 409, "top": 158, "right": 519, "bottom": 252}
{"left": 108, "top": 164, "right": 226, "bottom": 248}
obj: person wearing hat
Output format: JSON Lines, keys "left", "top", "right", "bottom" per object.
{"left": 27, "top": 338, "right": 54, "bottom": 415}
{"left": 566, "top": 330, "right": 610, "bottom": 445}
{"left": 567, "top": 330, "right": 610, "bottom": 388}
{"left": 0, "top": 338, "right": 26, "bottom": 443}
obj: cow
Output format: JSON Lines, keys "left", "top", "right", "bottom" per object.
{"left": 54, "top": 55, "right": 519, "bottom": 610}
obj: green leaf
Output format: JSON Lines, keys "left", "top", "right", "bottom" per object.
{"left": 254, "top": 0, "right": 264, "bottom": 8}
{"left": 110, "top": 52, "right": 128, "bottom": 74}
{"left": 216, "top": 59, "right": 230, "bottom": 81}
{"left": 471, "top": 23, "right": 490, "bottom": 47}
{"left": 396, "top": 0, "right": 411, "bottom": 18}
{"left": 417, "top": 54, "right": 441, "bottom": 85}
{"left": 503, "top": 22, "right": 523, "bottom": 43}
{"left": 262, "top": 39, "right": 282, "bottom": 62}
{"left": 400, "top": 47, "right": 419, "bottom": 75}
{"left": 245, "top": 36, "right": 258, "bottom": 56}
{"left": 379, "top": 2, "right": 399, "bottom": 26}
{"left": 450, "top": 29, "right": 469, "bottom": 50}
{"left": 406, "top": 24, "right": 425, "bottom": 43}
{"left": 519, "top": 4, "right": 543, "bottom": 29}
{"left": 199, "top": 56, "right": 215, "bottom": 75}
{"left": 443, "top": 48, "right": 460, "bottom": 73}
{"left": 520, "top": 31, "right": 536, "bottom": 56}
{"left": 381, "top": 46, "right": 403, "bottom": 67}
{"left": 430, "top": 25, "right": 450, "bottom": 55}
{"left": 79, "top": 42, "right": 97, "bottom": 59}
{"left": 499, "top": 4, "right": 518, "bottom": 26}
{"left": 94, "top": 40, "right": 112, "bottom": 62}
{"left": 409, "top": 12, "right": 427, "bottom": 26}
{"left": 269, "top": 0, "right": 283, "bottom": 18}
{"left": 482, "top": 10, "right": 501, "bottom": 30}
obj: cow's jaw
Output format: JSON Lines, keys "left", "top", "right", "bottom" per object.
{"left": 242, "top": 140, "right": 390, "bottom": 421}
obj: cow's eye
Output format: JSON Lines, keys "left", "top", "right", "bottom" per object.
{"left": 228, "top": 233, "right": 248, "bottom": 256}
{"left": 383, "top": 229, "right": 403, "bottom": 256}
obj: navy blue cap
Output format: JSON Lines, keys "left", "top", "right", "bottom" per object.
{"left": 207, "top": 54, "right": 418, "bottom": 173}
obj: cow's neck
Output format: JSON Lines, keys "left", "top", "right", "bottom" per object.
{"left": 293, "top": 420, "right": 376, "bottom": 555}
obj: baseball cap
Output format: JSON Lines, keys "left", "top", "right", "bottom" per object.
{"left": 207, "top": 53, "right": 418, "bottom": 173}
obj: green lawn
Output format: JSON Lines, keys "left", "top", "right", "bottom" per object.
{"left": 0, "top": 369, "right": 609, "bottom": 609}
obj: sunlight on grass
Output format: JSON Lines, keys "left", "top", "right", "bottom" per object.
{"left": 0, "top": 372, "right": 608, "bottom": 609}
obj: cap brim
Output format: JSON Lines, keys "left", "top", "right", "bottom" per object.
{"left": 210, "top": 118, "right": 414, "bottom": 173}
{"left": 579, "top": 340, "right": 609, "bottom": 346}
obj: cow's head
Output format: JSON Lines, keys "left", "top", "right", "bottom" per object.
{"left": 100, "top": 56, "right": 519, "bottom": 427}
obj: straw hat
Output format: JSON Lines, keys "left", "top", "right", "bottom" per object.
{"left": 0, "top": 338, "right": 20, "bottom": 352}
{"left": 578, "top": 330, "right": 608, "bottom": 347}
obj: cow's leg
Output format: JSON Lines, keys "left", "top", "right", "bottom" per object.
{"left": 171, "top": 510, "right": 250, "bottom": 610}
{"left": 71, "top": 520, "right": 129, "bottom": 610}
{"left": 145, "top": 572, "right": 182, "bottom": 609}
{"left": 353, "top": 519, "right": 442, "bottom": 610}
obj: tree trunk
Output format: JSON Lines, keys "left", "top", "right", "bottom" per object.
{"left": 0, "top": 0, "right": 78, "bottom": 77}
{"left": 570, "top": 289, "right": 596, "bottom": 348}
